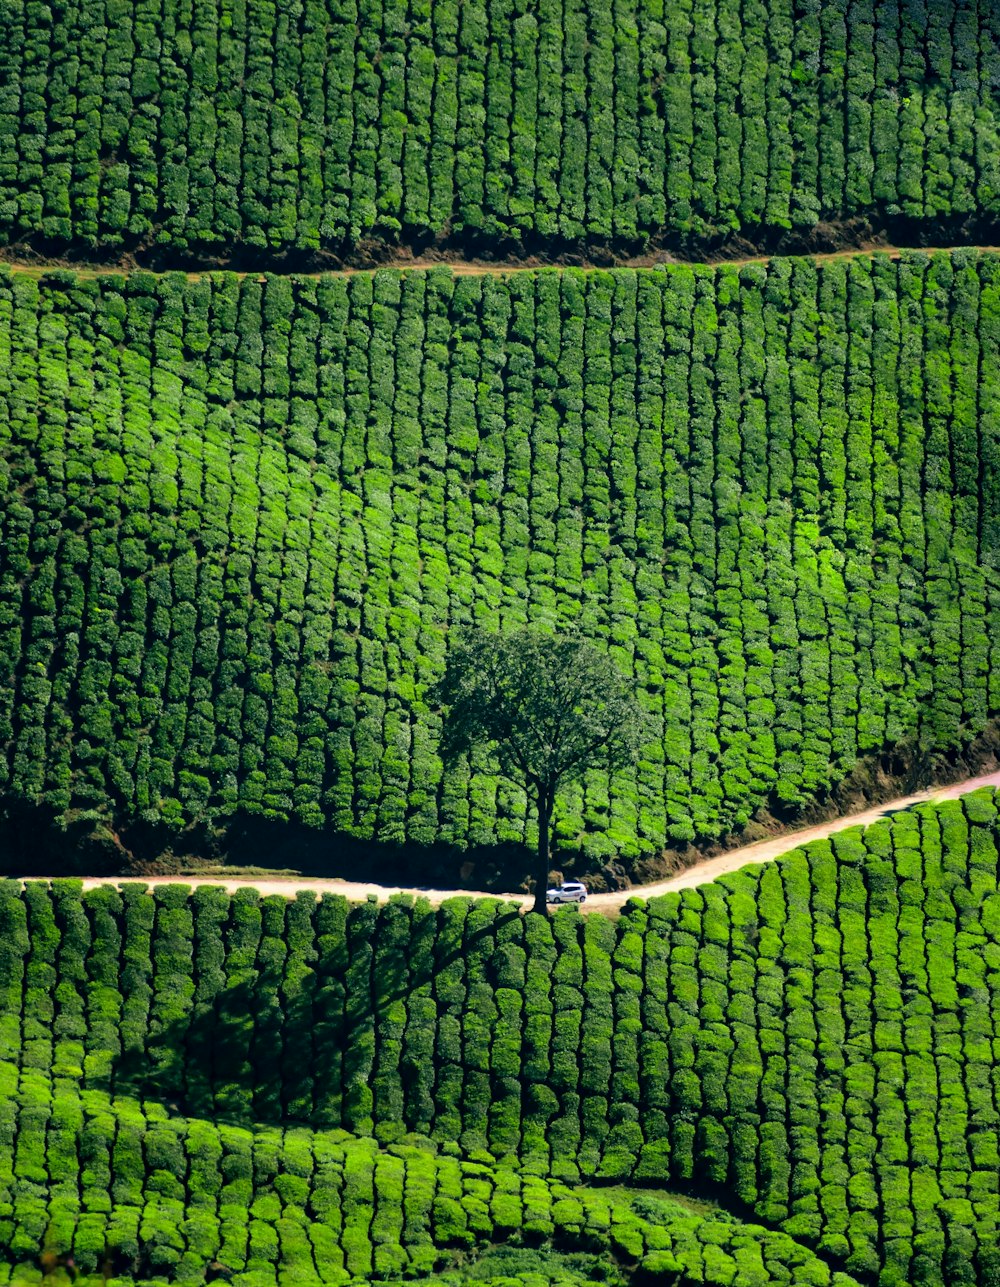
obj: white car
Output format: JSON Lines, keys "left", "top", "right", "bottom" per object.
{"left": 546, "top": 881, "right": 588, "bottom": 905}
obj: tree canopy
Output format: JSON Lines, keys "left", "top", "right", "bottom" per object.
{"left": 431, "top": 629, "right": 646, "bottom": 909}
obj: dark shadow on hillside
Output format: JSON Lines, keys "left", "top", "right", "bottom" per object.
{"left": 0, "top": 796, "right": 127, "bottom": 877}
{"left": 5, "top": 719, "right": 1000, "bottom": 895}
{"left": 96, "top": 902, "right": 522, "bottom": 1130}
{"left": 0, "top": 794, "right": 543, "bottom": 891}
{"left": 11, "top": 208, "right": 1000, "bottom": 275}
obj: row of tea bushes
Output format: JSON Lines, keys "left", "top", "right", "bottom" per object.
{"left": 2, "top": 253, "right": 999, "bottom": 864}
{"left": 2, "top": 789, "right": 1000, "bottom": 1284}
{"left": 1, "top": 0, "right": 998, "bottom": 253}
{"left": 0, "top": 1065, "right": 856, "bottom": 1287}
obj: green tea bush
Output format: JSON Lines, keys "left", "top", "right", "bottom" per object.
{"left": 0, "top": 1083, "right": 859, "bottom": 1286}
{"left": 1, "top": 790, "right": 1000, "bottom": 1283}
{"left": 1, "top": 254, "right": 1000, "bottom": 871}
{"left": 0, "top": 0, "right": 998, "bottom": 257}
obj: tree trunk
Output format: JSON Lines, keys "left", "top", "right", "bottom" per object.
{"left": 533, "top": 784, "right": 552, "bottom": 915}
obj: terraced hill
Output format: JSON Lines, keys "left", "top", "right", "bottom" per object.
{"left": 5, "top": 1, "right": 1000, "bottom": 1284}
{"left": 1, "top": 0, "right": 999, "bottom": 262}
{"left": 2, "top": 251, "right": 1000, "bottom": 875}
{"left": 2, "top": 788, "right": 1000, "bottom": 1285}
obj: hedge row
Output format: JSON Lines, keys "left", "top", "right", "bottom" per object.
{"left": 3, "top": 788, "right": 1000, "bottom": 1285}
{"left": 1, "top": 0, "right": 999, "bottom": 254}
{"left": 1, "top": 253, "right": 1000, "bottom": 863}
{"left": 0, "top": 1066, "right": 856, "bottom": 1287}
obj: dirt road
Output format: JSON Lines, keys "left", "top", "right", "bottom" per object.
{"left": 3, "top": 244, "right": 999, "bottom": 282}
{"left": 36, "top": 769, "right": 1000, "bottom": 911}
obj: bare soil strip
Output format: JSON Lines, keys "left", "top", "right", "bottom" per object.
{"left": 3, "top": 244, "right": 1000, "bottom": 281}
{"left": 31, "top": 768, "right": 1000, "bottom": 910}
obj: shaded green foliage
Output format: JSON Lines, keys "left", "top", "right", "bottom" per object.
{"left": 0, "top": 1032, "right": 855, "bottom": 1287}
{"left": 1, "top": 254, "right": 999, "bottom": 867}
{"left": 0, "top": 0, "right": 998, "bottom": 254}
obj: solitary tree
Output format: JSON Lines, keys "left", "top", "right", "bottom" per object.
{"left": 430, "top": 629, "right": 646, "bottom": 913}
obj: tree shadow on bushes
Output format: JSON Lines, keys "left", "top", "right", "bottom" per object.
{"left": 99, "top": 898, "right": 523, "bottom": 1132}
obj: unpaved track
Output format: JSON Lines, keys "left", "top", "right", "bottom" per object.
{"left": 33, "top": 769, "right": 1000, "bottom": 911}
{"left": 585, "top": 768, "right": 1000, "bottom": 907}
{"left": 3, "top": 244, "right": 1000, "bottom": 282}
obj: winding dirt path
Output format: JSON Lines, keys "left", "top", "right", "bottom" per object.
{"left": 3, "top": 244, "right": 1000, "bottom": 282}
{"left": 35, "top": 769, "right": 1000, "bottom": 911}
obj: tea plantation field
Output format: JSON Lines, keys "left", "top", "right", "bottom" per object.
{"left": 2, "top": 252, "right": 1000, "bottom": 868}
{"left": 2, "top": 788, "right": 1000, "bottom": 1285}
{"left": 1, "top": 0, "right": 999, "bottom": 256}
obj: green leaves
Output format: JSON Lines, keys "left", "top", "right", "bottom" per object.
{"left": 430, "top": 628, "right": 645, "bottom": 790}
{"left": 2, "top": 791, "right": 1000, "bottom": 1282}
{"left": 1, "top": 256, "right": 1000, "bottom": 871}
{"left": 2, "top": 1, "right": 1000, "bottom": 255}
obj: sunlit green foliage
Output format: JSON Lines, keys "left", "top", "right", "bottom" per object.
{"left": 0, "top": 1080, "right": 858, "bottom": 1286}
{"left": 1, "top": 254, "right": 999, "bottom": 866}
{"left": 2, "top": 788, "right": 1000, "bottom": 1283}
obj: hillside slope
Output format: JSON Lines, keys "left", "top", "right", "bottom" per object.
{"left": 33, "top": 766, "right": 1000, "bottom": 907}
{"left": 0, "top": 1072, "right": 859, "bottom": 1286}
{"left": 1, "top": 0, "right": 999, "bottom": 261}
{"left": 2, "top": 251, "right": 1000, "bottom": 874}
{"left": 3, "top": 788, "right": 1000, "bottom": 1285}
